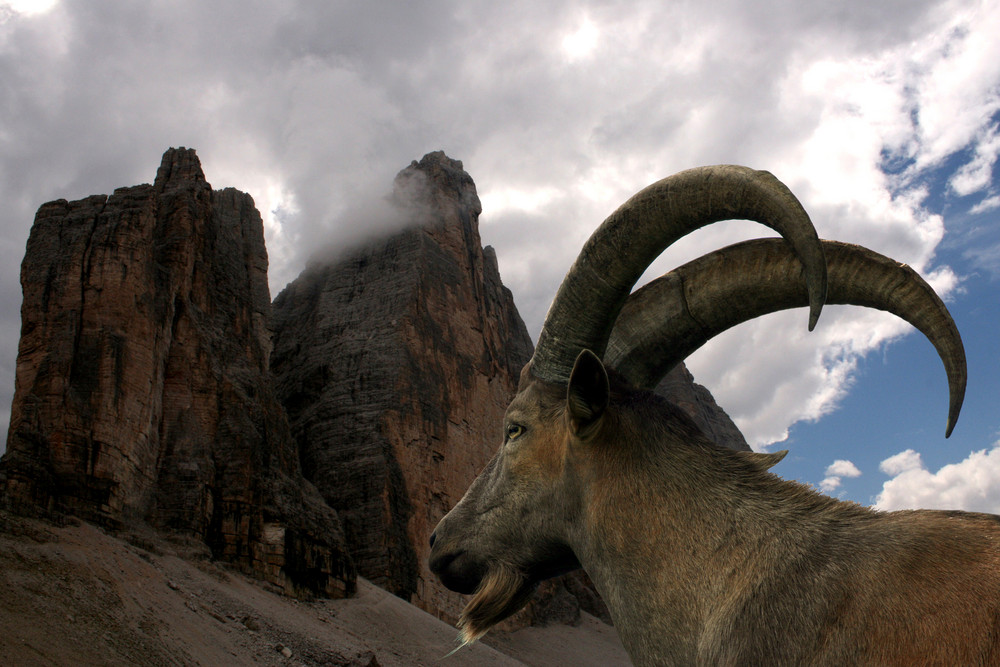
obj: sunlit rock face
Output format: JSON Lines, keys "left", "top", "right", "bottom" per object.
{"left": 271, "top": 152, "right": 534, "bottom": 620}
{"left": 1, "top": 147, "right": 355, "bottom": 599}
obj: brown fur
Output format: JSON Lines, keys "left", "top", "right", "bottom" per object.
{"left": 456, "top": 563, "right": 535, "bottom": 646}
{"left": 430, "top": 359, "right": 1000, "bottom": 665}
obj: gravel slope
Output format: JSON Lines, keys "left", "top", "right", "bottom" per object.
{"left": 0, "top": 512, "right": 629, "bottom": 666}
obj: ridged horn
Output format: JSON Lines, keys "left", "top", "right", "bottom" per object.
{"left": 530, "top": 166, "right": 828, "bottom": 385}
{"left": 605, "top": 239, "right": 966, "bottom": 438}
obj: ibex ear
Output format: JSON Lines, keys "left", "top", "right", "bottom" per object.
{"left": 736, "top": 449, "right": 788, "bottom": 470}
{"left": 567, "top": 350, "right": 610, "bottom": 439}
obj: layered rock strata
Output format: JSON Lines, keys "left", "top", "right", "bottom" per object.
{"left": 271, "top": 152, "right": 533, "bottom": 621}
{"left": 0, "top": 148, "right": 354, "bottom": 598}
{"left": 1, "top": 145, "right": 750, "bottom": 626}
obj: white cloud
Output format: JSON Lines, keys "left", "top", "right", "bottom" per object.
{"left": 1, "top": 0, "right": 58, "bottom": 16}
{"left": 820, "top": 459, "right": 862, "bottom": 493}
{"left": 560, "top": 14, "right": 599, "bottom": 62}
{"left": 819, "top": 477, "right": 841, "bottom": 493}
{"left": 879, "top": 449, "right": 924, "bottom": 476}
{"left": 0, "top": 0, "right": 997, "bottom": 458}
{"left": 970, "top": 194, "right": 1000, "bottom": 215}
{"left": 875, "top": 446, "right": 1000, "bottom": 513}
{"left": 949, "top": 125, "right": 1000, "bottom": 197}
{"left": 909, "top": 2, "right": 1000, "bottom": 175}
{"left": 827, "top": 459, "right": 862, "bottom": 478}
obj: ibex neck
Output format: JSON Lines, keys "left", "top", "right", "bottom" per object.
{"left": 569, "top": 442, "right": 869, "bottom": 665}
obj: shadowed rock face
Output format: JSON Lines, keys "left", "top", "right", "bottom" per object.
{"left": 656, "top": 364, "right": 750, "bottom": 452}
{"left": 1, "top": 147, "right": 355, "bottom": 598}
{"left": 271, "top": 152, "right": 534, "bottom": 620}
{"left": 1, "top": 146, "right": 749, "bottom": 626}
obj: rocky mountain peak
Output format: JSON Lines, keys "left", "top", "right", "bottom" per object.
{"left": 2, "top": 146, "right": 750, "bottom": 633}
{"left": 1, "top": 148, "right": 354, "bottom": 598}
{"left": 271, "top": 151, "right": 532, "bottom": 621}
{"left": 392, "top": 150, "right": 482, "bottom": 219}
{"left": 153, "top": 146, "right": 208, "bottom": 192}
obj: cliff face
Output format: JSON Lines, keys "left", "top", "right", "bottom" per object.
{"left": 271, "top": 152, "right": 533, "bottom": 621}
{"left": 1, "top": 146, "right": 749, "bottom": 627}
{"left": 1, "top": 148, "right": 354, "bottom": 598}
{"left": 656, "top": 364, "right": 750, "bottom": 451}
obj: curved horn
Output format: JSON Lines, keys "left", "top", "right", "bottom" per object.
{"left": 605, "top": 239, "right": 966, "bottom": 437}
{"left": 530, "top": 165, "right": 827, "bottom": 385}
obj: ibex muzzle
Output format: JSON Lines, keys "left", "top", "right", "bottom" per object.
{"left": 430, "top": 166, "right": 994, "bottom": 665}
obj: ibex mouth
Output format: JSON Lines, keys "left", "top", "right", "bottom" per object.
{"left": 429, "top": 548, "right": 486, "bottom": 596}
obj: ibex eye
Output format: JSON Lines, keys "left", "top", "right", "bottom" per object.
{"left": 506, "top": 423, "right": 525, "bottom": 440}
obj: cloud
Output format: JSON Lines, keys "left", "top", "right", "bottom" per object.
{"left": 875, "top": 446, "right": 1000, "bottom": 512}
{"left": 949, "top": 124, "right": 1000, "bottom": 197}
{"left": 970, "top": 194, "right": 1000, "bottom": 215}
{"left": 820, "top": 459, "right": 862, "bottom": 493}
{"left": 879, "top": 449, "right": 924, "bottom": 476}
{"left": 827, "top": 459, "right": 863, "bottom": 478}
{"left": 1, "top": 0, "right": 58, "bottom": 17}
{"left": 908, "top": 4, "right": 1000, "bottom": 176}
{"left": 0, "top": 0, "right": 997, "bottom": 458}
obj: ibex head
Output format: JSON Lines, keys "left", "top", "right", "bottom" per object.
{"left": 428, "top": 166, "right": 967, "bottom": 658}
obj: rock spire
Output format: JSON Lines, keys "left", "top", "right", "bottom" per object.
{"left": 1, "top": 148, "right": 354, "bottom": 597}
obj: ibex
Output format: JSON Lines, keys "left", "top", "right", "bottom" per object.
{"left": 429, "top": 166, "right": 1000, "bottom": 665}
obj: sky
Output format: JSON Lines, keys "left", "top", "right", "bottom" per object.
{"left": 0, "top": 0, "right": 998, "bottom": 511}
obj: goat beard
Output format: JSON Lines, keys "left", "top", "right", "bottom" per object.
{"left": 456, "top": 563, "right": 535, "bottom": 647}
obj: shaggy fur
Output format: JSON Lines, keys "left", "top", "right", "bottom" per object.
{"left": 455, "top": 564, "right": 534, "bottom": 647}
{"left": 431, "top": 355, "right": 1000, "bottom": 665}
